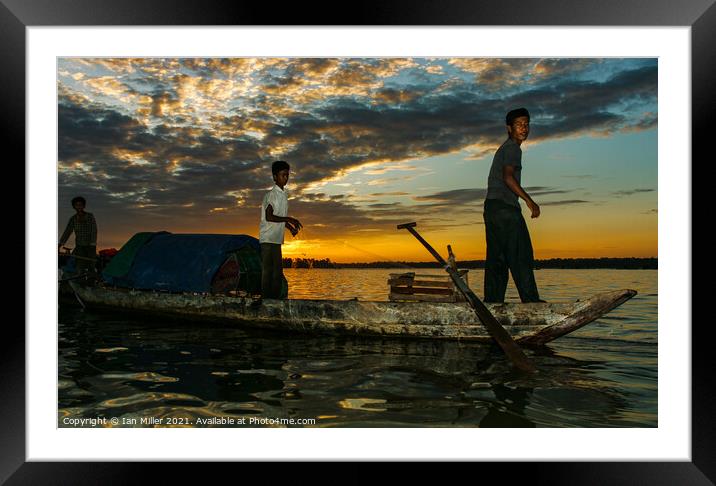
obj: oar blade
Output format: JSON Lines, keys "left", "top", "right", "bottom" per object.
{"left": 398, "top": 225, "right": 535, "bottom": 373}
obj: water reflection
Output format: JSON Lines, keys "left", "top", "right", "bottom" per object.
{"left": 59, "top": 269, "right": 657, "bottom": 427}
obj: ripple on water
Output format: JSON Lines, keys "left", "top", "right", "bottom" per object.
{"left": 470, "top": 382, "right": 492, "bottom": 389}
{"left": 100, "top": 372, "right": 179, "bottom": 383}
{"left": 58, "top": 379, "right": 74, "bottom": 390}
{"left": 100, "top": 392, "right": 206, "bottom": 409}
{"left": 58, "top": 269, "right": 658, "bottom": 428}
{"left": 218, "top": 401, "right": 265, "bottom": 414}
{"left": 338, "top": 398, "right": 388, "bottom": 412}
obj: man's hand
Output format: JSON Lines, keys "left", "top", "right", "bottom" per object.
{"left": 285, "top": 222, "right": 299, "bottom": 237}
{"left": 285, "top": 222, "right": 296, "bottom": 236}
{"left": 527, "top": 200, "right": 541, "bottom": 219}
{"left": 503, "top": 165, "right": 540, "bottom": 219}
{"left": 288, "top": 217, "right": 303, "bottom": 231}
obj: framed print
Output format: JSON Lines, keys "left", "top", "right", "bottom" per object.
{"left": 4, "top": 0, "right": 710, "bottom": 481}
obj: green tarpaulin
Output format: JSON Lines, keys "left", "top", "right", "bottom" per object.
{"left": 101, "top": 232, "right": 158, "bottom": 278}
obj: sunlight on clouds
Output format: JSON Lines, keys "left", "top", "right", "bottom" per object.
{"left": 57, "top": 57, "right": 657, "bottom": 259}
{"left": 302, "top": 172, "right": 351, "bottom": 192}
{"left": 301, "top": 158, "right": 398, "bottom": 193}
{"left": 255, "top": 58, "right": 420, "bottom": 106}
{"left": 362, "top": 163, "right": 421, "bottom": 175}
{"left": 167, "top": 159, "right": 185, "bottom": 176}
{"left": 448, "top": 58, "right": 597, "bottom": 90}
{"left": 451, "top": 59, "right": 533, "bottom": 90}
{"left": 244, "top": 130, "right": 266, "bottom": 140}
{"left": 367, "top": 178, "right": 396, "bottom": 187}
{"left": 91, "top": 58, "right": 138, "bottom": 74}
{"left": 358, "top": 58, "right": 419, "bottom": 78}
{"left": 267, "top": 140, "right": 301, "bottom": 159}
{"left": 58, "top": 160, "right": 91, "bottom": 173}
{"left": 372, "top": 88, "right": 423, "bottom": 105}
{"left": 112, "top": 148, "right": 154, "bottom": 167}
{"left": 84, "top": 76, "right": 133, "bottom": 99}
{"left": 58, "top": 85, "right": 93, "bottom": 106}
{"left": 226, "top": 190, "right": 250, "bottom": 207}
{"left": 175, "top": 74, "right": 201, "bottom": 104}
{"left": 462, "top": 141, "right": 500, "bottom": 160}
{"left": 297, "top": 193, "right": 333, "bottom": 203}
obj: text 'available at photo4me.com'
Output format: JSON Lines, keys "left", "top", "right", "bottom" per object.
{"left": 60, "top": 416, "right": 318, "bottom": 427}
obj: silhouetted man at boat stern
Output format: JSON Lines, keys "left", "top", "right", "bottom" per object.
{"left": 58, "top": 196, "right": 98, "bottom": 276}
{"left": 483, "top": 108, "right": 544, "bottom": 303}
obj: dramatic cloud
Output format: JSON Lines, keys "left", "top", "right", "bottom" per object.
{"left": 540, "top": 200, "right": 592, "bottom": 206}
{"left": 57, "top": 57, "right": 657, "bottom": 248}
{"left": 413, "top": 188, "right": 488, "bottom": 204}
{"left": 611, "top": 189, "right": 656, "bottom": 197}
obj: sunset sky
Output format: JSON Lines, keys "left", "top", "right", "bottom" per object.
{"left": 57, "top": 57, "right": 657, "bottom": 262}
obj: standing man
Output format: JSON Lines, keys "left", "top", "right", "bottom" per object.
{"left": 259, "top": 160, "right": 302, "bottom": 299}
{"left": 58, "top": 196, "right": 98, "bottom": 275}
{"left": 483, "top": 108, "right": 544, "bottom": 303}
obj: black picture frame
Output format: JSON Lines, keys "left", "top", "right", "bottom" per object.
{"left": 5, "top": 0, "right": 709, "bottom": 481}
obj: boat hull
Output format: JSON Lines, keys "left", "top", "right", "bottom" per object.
{"left": 67, "top": 283, "right": 636, "bottom": 345}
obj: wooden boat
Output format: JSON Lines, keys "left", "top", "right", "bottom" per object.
{"left": 67, "top": 282, "right": 637, "bottom": 346}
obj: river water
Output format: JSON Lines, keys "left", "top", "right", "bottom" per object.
{"left": 58, "top": 268, "right": 657, "bottom": 428}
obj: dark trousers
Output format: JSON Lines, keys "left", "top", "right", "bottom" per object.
{"left": 483, "top": 199, "right": 540, "bottom": 303}
{"left": 73, "top": 245, "right": 97, "bottom": 274}
{"left": 261, "top": 243, "right": 284, "bottom": 299}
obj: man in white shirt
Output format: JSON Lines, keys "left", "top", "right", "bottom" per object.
{"left": 259, "top": 160, "right": 302, "bottom": 298}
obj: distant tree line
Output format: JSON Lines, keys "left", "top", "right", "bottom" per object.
{"left": 282, "top": 258, "right": 337, "bottom": 269}
{"left": 282, "top": 257, "right": 657, "bottom": 269}
{"left": 531, "top": 258, "right": 657, "bottom": 270}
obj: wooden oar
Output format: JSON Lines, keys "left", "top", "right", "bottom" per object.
{"left": 397, "top": 222, "right": 535, "bottom": 373}
{"left": 58, "top": 252, "right": 97, "bottom": 262}
{"left": 58, "top": 273, "right": 93, "bottom": 283}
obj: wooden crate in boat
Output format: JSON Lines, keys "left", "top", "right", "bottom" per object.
{"left": 388, "top": 271, "right": 469, "bottom": 303}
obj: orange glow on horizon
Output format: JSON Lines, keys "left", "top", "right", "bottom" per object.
{"left": 96, "top": 230, "right": 657, "bottom": 262}
{"left": 88, "top": 206, "right": 657, "bottom": 261}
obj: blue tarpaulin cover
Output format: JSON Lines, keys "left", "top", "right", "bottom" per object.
{"left": 102, "top": 232, "right": 260, "bottom": 292}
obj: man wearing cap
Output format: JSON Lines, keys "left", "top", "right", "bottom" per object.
{"left": 483, "top": 108, "right": 544, "bottom": 303}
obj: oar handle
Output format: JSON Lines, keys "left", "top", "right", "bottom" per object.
{"left": 59, "top": 273, "right": 93, "bottom": 282}
{"left": 58, "top": 253, "right": 97, "bottom": 262}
